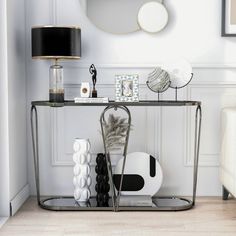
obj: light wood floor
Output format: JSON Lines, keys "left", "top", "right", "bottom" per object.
{"left": 1, "top": 197, "right": 236, "bottom": 236}
{"left": 0, "top": 218, "right": 8, "bottom": 229}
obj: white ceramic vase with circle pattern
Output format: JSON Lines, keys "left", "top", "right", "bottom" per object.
{"left": 73, "top": 138, "right": 92, "bottom": 202}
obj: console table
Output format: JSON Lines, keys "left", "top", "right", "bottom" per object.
{"left": 31, "top": 100, "right": 202, "bottom": 211}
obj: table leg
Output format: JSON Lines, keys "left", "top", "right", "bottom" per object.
{"left": 30, "top": 105, "right": 40, "bottom": 205}
{"left": 116, "top": 106, "right": 131, "bottom": 211}
{"left": 193, "top": 105, "right": 202, "bottom": 205}
{"left": 100, "top": 105, "right": 132, "bottom": 212}
{"left": 100, "top": 106, "right": 117, "bottom": 212}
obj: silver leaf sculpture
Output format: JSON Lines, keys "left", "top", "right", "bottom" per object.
{"left": 102, "top": 114, "right": 130, "bottom": 152}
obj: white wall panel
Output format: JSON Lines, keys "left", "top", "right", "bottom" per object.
{"left": 186, "top": 85, "right": 236, "bottom": 167}
{"left": 26, "top": 0, "right": 236, "bottom": 197}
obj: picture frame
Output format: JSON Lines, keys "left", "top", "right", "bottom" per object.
{"left": 222, "top": 0, "right": 236, "bottom": 36}
{"left": 115, "top": 75, "right": 139, "bottom": 102}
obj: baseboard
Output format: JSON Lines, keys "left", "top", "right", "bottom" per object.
{"left": 10, "top": 184, "right": 29, "bottom": 216}
{"left": 0, "top": 217, "right": 8, "bottom": 228}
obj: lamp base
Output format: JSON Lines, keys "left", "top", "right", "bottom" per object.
{"left": 49, "top": 90, "right": 64, "bottom": 103}
{"left": 49, "top": 63, "right": 64, "bottom": 103}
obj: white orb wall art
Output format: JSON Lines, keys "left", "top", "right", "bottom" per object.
{"left": 73, "top": 138, "right": 92, "bottom": 202}
{"left": 137, "top": 1, "right": 169, "bottom": 33}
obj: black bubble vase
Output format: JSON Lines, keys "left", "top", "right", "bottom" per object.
{"left": 95, "top": 153, "right": 110, "bottom": 207}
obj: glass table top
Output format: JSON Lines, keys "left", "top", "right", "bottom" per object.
{"left": 31, "top": 100, "right": 201, "bottom": 107}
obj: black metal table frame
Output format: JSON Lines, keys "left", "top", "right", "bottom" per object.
{"left": 31, "top": 100, "right": 202, "bottom": 212}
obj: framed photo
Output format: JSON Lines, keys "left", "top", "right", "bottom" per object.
{"left": 222, "top": 0, "right": 236, "bottom": 36}
{"left": 115, "top": 75, "right": 139, "bottom": 102}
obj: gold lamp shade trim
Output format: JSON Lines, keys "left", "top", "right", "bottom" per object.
{"left": 32, "top": 56, "right": 81, "bottom": 60}
{"left": 31, "top": 25, "right": 81, "bottom": 29}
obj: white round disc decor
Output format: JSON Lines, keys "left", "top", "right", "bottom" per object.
{"left": 164, "top": 60, "right": 193, "bottom": 88}
{"left": 114, "top": 152, "right": 163, "bottom": 196}
{"left": 137, "top": 1, "right": 168, "bottom": 33}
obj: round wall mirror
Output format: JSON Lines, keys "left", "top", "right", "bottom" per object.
{"left": 79, "top": 0, "right": 169, "bottom": 34}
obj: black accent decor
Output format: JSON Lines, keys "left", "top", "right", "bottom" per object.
{"left": 89, "top": 64, "right": 98, "bottom": 98}
{"left": 95, "top": 153, "right": 110, "bottom": 207}
{"left": 150, "top": 155, "right": 156, "bottom": 177}
{"left": 32, "top": 26, "right": 81, "bottom": 58}
{"left": 223, "top": 186, "right": 230, "bottom": 200}
{"left": 113, "top": 174, "right": 144, "bottom": 191}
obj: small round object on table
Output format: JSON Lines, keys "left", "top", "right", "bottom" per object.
{"left": 146, "top": 67, "right": 171, "bottom": 93}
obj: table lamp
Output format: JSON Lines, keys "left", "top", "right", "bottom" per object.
{"left": 32, "top": 26, "right": 81, "bottom": 102}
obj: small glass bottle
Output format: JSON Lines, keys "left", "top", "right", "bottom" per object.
{"left": 49, "top": 64, "right": 64, "bottom": 103}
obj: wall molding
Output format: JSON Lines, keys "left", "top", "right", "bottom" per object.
{"left": 185, "top": 84, "right": 236, "bottom": 167}
{"left": 51, "top": 85, "right": 161, "bottom": 167}
{"left": 33, "top": 0, "right": 235, "bottom": 196}
{"left": 10, "top": 184, "right": 29, "bottom": 216}
{"left": 51, "top": 82, "right": 236, "bottom": 168}
{"left": 50, "top": 0, "right": 236, "bottom": 170}
{"left": 61, "top": 62, "right": 236, "bottom": 70}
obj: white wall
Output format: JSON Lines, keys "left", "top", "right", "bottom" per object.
{"left": 26, "top": 0, "right": 236, "bottom": 197}
{"left": 7, "top": 0, "right": 28, "bottom": 202}
{"left": 7, "top": 0, "right": 27, "bottom": 202}
{"left": 0, "top": 0, "right": 10, "bottom": 217}
{"left": 5, "top": 0, "right": 29, "bottom": 215}
{"left": 0, "top": 0, "right": 28, "bottom": 217}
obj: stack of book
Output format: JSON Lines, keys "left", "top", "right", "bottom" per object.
{"left": 119, "top": 195, "right": 153, "bottom": 207}
{"left": 74, "top": 97, "right": 109, "bottom": 103}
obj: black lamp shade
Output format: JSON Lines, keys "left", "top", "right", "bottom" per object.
{"left": 32, "top": 26, "right": 81, "bottom": 59}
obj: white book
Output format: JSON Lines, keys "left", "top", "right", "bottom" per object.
{"left": 74, "top": 97, "right": 109, "bottom": 103}
{"left": 119, "top": 195, "right": 153, "bottom": 207}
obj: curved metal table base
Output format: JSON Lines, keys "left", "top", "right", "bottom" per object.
{"left": 39, "top": 196, "right": 193, "bottom": 211}
{"left": 31, "top": 100, "right": 202, "bottom": 212}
